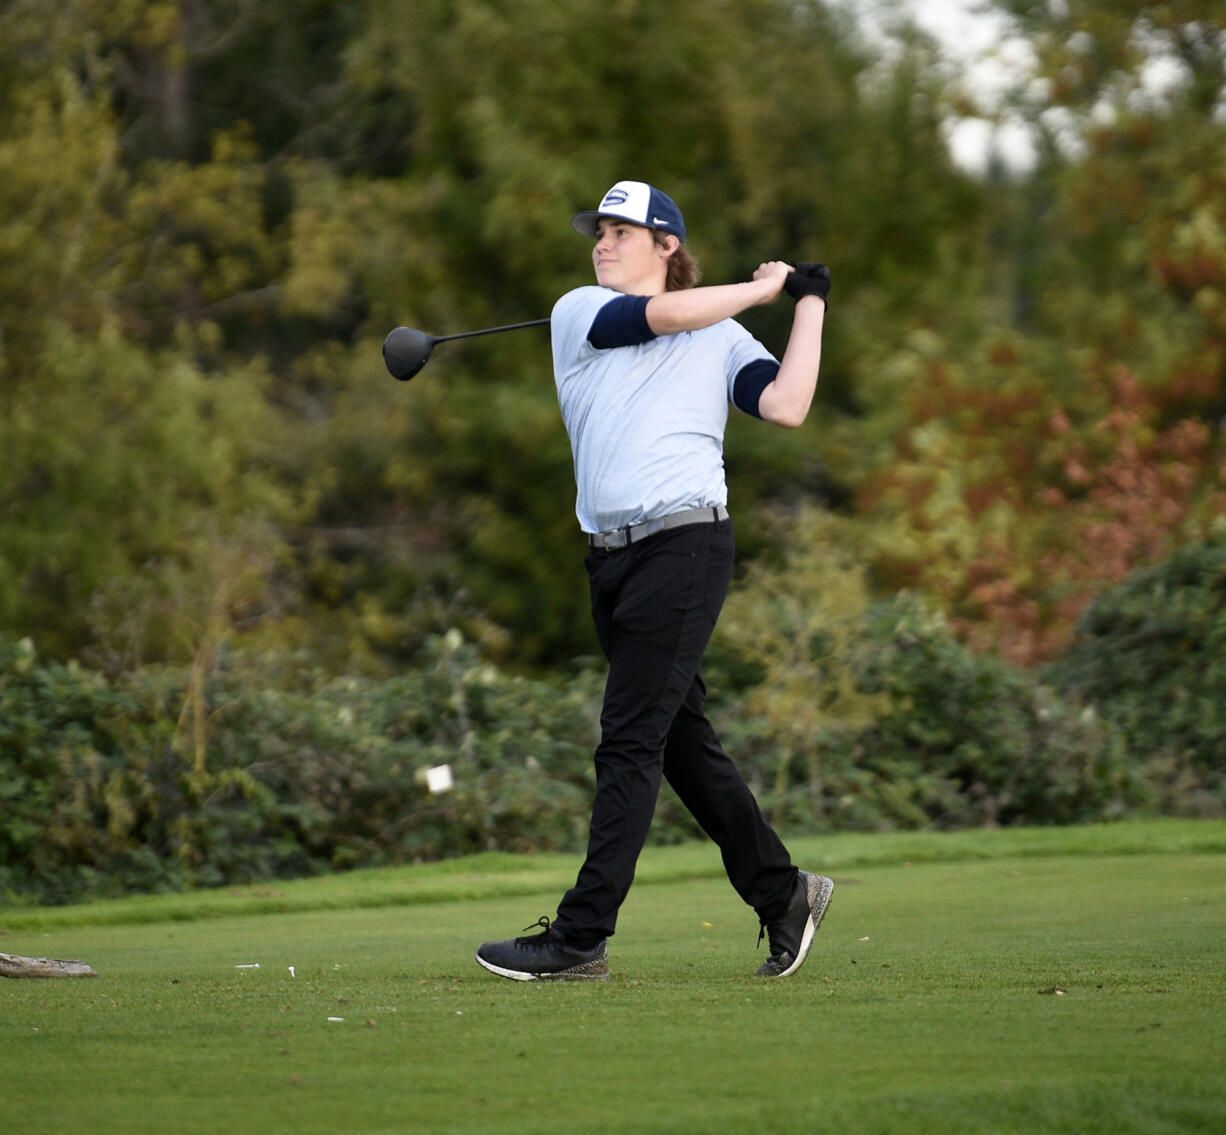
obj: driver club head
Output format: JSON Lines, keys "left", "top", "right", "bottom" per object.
{"left": 383, "top": 326, "right": 436, "bottom": 381}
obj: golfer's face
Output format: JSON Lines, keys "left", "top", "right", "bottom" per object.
{"left": 592, "top": 218, "right": 661, "bottom": 294}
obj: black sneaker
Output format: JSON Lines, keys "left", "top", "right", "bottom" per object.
{"left": 756, "top": 870, "right": 834, "bottom": 978}
{"left": 476, "top": 917, "right": 610, "bottom": 982}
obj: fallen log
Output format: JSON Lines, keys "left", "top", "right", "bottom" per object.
{"left": 0, "top": 951, "right": 97, "bottom": 978}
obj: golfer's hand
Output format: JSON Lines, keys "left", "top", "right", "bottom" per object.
{"left": 752, "top": 260, "right": 794, "bottom": 304}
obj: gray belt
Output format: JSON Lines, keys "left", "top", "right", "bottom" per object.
{"left": 588, "top": 505, "right": 729, "bottom": 550}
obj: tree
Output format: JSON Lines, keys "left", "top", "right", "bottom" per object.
{"left": 839, "top": 1, "right": 1226, "bottom": 665}
{"left": 0, "top": 6, "right": 288, "bottom": 663}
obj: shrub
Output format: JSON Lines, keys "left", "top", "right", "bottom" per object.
{"left": 0, "top": 632, "right": 604, "bottom": 905}
{"left": 848, "top": 595, "right": 1142, "bottom": 828}
{"left": 1044, "top": 541, "right": 1226, "bottom": 814}
{"left": 710, "top": 508, "right": 1143, "bottom": 832}
{"left": 714, "top": 592, "right": 1142, "bottom": 831}
{"left": 0, "top": 637, "right": 179, "bottom": 903}
{"left": 10, "top": 539, "right": 1213, "bottom": 908}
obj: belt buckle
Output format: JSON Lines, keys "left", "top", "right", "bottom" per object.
{"left": 592, "top": 527, "right": 625, "bottom": 551}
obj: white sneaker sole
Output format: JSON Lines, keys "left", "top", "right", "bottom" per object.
{"left": 474, "top": 951, "right": 610, "bottom": 982}
{"left": 475, "top": 954, "right": 540, "bottom": 981}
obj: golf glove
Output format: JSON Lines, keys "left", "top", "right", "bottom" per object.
{"left": 784, "top": 262, "right": 831, "bottom": 305}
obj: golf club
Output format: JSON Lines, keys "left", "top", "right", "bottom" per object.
{"left": 383, "top": 318, "right": 551, "bottom": 381}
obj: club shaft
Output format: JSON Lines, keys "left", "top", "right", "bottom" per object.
{"left": 434, "top": 318, "right": 550, "bottom": 344}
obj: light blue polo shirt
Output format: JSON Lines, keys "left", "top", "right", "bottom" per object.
{"left": 551, "top": 285, "right": 778, "bottom": 535}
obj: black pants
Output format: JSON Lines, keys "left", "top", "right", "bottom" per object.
{"left": 553, "top": 517, "right": 797, "bottom": 944}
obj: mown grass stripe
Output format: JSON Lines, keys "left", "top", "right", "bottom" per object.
{"left": 3, "top": 818, "right": 1222, "bottom": 932}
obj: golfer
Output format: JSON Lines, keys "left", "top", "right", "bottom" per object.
{"left": 477, "top": 180, "right": 833, "bottom": 980}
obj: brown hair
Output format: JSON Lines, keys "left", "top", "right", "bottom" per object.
{"left": 652, "top": 230, "right": 701, "bottom": 291}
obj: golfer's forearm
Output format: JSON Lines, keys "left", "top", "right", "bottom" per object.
{"left": 645, "top": 279, "right": 774, "bottom": 335}
{"left": 757, "top": 297, "right": 825, "bottom": 428}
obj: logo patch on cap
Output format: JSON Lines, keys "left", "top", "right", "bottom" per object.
{"left": 602, "top": 188, "right": 629, "bottom": 207}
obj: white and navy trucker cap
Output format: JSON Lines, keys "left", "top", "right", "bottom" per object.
{"left": 572, "top": 180, "right": 686, "bottom": 242}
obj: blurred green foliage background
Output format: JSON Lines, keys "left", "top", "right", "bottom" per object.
{"left": 2, "top": 1, "right": 1224, "bottom": 900}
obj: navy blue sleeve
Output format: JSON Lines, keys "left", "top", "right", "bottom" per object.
{"left": 588, "top": 295, "right": 656, "bottom": 349}
{"left": 732, "top": 359, "right": 779, "bottom": 419}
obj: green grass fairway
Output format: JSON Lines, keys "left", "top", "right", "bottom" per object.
{"left": 3, "top": 821, "right": 1224, "bottom": 1134}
